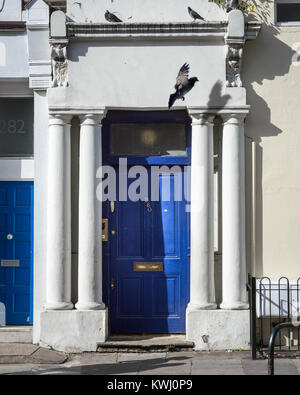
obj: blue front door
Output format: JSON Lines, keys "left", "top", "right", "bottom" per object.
{"left": 109, "top": 167, "right": 189, "bottom": 333}
{"left": 0, "top": 182, "right": 34, "bottom": 325}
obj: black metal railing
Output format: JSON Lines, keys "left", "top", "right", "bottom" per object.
{"left": 268, "top": 322, "right": 300, "bottom": 375}
{"left": 248, "top": 274, "right": 300, "bottom": 359}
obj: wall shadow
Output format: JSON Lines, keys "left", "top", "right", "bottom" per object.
{"left": 207, "top": 80, "right": 231, "bottom": 108}
{"left": 243, "top": 22, "right": 296, "bottom": 276}
{"left": 6, "top": 355, "right": 192, "bottom": 375}
{"left": 205, "top": 23, "right": 295, "bottom": 295}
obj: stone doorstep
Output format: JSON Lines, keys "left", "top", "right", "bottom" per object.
{"left": 97, "top": 336, "right": 195, "bottom": 353}
{"left": 98, "top": 346, "right": 195, "bottom": 353}
{"left": 0, "top": 326, "right": 33, "bottom": 344}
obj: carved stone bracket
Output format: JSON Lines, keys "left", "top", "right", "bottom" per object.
{"left": 50, "top": 39, "right": 69, "bottom": 88}
{"left": 225, "top": 42, "right": 244, "bottom": 88}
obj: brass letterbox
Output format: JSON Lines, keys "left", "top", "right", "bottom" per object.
{"left": 133, "top": 262, "right": 164, "bottom": 272}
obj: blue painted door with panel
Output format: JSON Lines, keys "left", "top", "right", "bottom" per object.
{"left": 109, "top": 167, "right": 189, "bottom": 333}
{"left": 0, "top": 182, "right": 33, "bottom": 325}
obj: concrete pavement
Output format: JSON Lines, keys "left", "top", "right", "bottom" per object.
{"left": 0, "top": 343, "right": 67, "bottom": 365}
{"left": 0, "top": 348, "right": 300, "bottom": 375}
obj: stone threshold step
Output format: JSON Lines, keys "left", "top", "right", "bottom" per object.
{"left": 97, "top": 335, "right": 195, "bottom": 353}
{"left": 0, "top": 326, "right": 32, "bottom": 344}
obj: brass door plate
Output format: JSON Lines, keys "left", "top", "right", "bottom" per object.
{"left": 133, "top": 262, "right": 164, "bottom": 272}
{"left": 102, "top": 218, "right": 108, "bottom": 241}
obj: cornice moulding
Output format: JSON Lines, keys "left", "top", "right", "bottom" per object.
{"left": 65, "top": 21, "right": 261, "bottom": 41}
{"left": 188, "top": 105, "right": 251, "bottom": 115}
{"left": 49, "top": 106, "right": 107, "bottom": 115}
{"left": 48, "top": 105, "right": 251, "bottom": 115}
{"left": 66, "top": 21, "right": 227, "bottom": 41}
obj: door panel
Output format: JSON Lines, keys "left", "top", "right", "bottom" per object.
{"left": 0, "top": 182, "right": 33, "bottom": 325}
{"left": 117, "top": 201, "right": 145, "bottom": 259}
{"left": 118, "top": 275, "right": 144, "bottom": 316}
{"left": 109, "top": 167, "right": 189, "bottom": 333}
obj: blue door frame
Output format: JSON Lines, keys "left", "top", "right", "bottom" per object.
{"left": 102, "top": 111, "right": 191, "bottom": 334}
{"left": 0, "top": 181, "right": 34, "bottom": 325}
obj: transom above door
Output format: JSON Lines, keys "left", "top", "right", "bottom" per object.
{"left": 102, "top": 110, "right": 191, "bottom": 165}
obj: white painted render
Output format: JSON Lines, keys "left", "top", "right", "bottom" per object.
{"left": 0, "top": 34, "right": 29, "bottom": 78}
{"left": 40, "top": 1, "right": 253, "bottom": 351}
{"left": 0, "top": 0, "right": 22, "bottom": 22}
{"left": 243, "top": 4, "right": 300, "bottom": 279}
{"left": 32, "top": 90, "right": 48, "bottom": 343}
{"left": 0, "top": 159, "right": 34, "bottom": 179}
{"left": 49, "top": 41, "right": 233, "bottom": 110}
{"left": 3, "top": 0, "right": 300, "bottom": 351}
{"left": 40, "top": 310, "right": 107, "bottom": 352}
{"left": 186, "top": 309, "right": 250, "bottom": 351}
{"left": 0, "top": 0, "right": 50, "bottom": 342}
{"left": 66, "top": 0, "right": 226, "bottom": 24}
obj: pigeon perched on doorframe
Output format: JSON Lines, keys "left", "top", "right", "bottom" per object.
{"left": 105, "top": 10, "right": 123, "bottom": 22}
{"left": 187, "top": 6, "right": 205, "bottom": 22}
{"left": 226, "top": 0, "right": 239, "bottom": 13}
{"left": 168, "top": 63, "right": 199, "bottom": 109}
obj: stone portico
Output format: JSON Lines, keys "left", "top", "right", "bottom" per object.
{"left": 37, "top": 1, "right": 261, "bottom": 352}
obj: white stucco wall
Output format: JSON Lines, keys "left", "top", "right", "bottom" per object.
{"left": 243, "top": 3, "right": 300, "bottom": 279}
{"left": 0, "top": 78, "right": 34, "bottom": 181}
{"left": 0, "top": 34, "right": 29, "bottom": 78}
{"left": 0, "top": 0, "right": 22, "bottom": 22}
{"left": 0, "top": 0, "right": 51, "bottom": 339}
{"left": 33, "top": 90, "right": 48, "bottom": 343}
{"left": 49, "top": 1, "right": 300, "bottom": 285}
{"left": 0, "top": 159, "right": 34, "bottom": 179}
{"left": 49, "top": 39, "right": 235, "bottom": 110}
{"left": 49, "top": 2, "right": 248, "bottom": 110}
{"left": 67, "top": 0, "right": 226, "bottom": 23}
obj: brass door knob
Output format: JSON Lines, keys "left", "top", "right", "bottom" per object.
{"left": 110, "top": 278, "right": 115, "bottom": 289}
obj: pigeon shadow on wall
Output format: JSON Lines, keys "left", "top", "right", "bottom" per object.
{"left": 207, "top": 79, "right": 231, "bottom": 108}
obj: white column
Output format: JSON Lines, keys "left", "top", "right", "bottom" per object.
{"left": 75, "top": 114, "right": 106, "bottom": 310}
{"left": 221, "top": 113, "right": 248, "bottom": 310}
{"left": 188, "top": 112, "right": 216, "bottom": 310}
{"left": 46, "top": 114, "right": 73, "bottom": 310}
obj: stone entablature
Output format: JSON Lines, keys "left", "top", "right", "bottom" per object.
{"left": 65, "top": 21, "right": 261, "bottom": 41}
{"left": 67, "top": 21, "right": 228, "bottom": 39}
{"left": 50, "top": 10, "right": 261, "bottom": 94}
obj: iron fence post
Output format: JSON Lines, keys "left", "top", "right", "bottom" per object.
{"left": 251, "top": 275, "right": 257, "bottom": 360}
{"left": 248, "top": 274, "right": 257, "bottom": 360}
{"left": 268, "top": 322, "right": 295, "bottom": 375}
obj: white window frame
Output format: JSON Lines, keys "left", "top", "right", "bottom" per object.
{"left": 275, "top": 0, "right": 300, "bottom": 26}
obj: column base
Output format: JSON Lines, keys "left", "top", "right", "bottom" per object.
{"left": 186, "top": 309, "right": 250, "bottom": 351}
{"left": 220, "top": 302, "right": 249, "bottom": 310}
{"left": 75, "top": 302, "right": 106, "bottom": 311}
{"left": 40, "top": 309, "right": 108, "bottom": 352}
{"left": 45, "top": 302, "right": 73, "bottom": 310}
{"left": 187, "top": 302, "right": 217, "bottom": 311}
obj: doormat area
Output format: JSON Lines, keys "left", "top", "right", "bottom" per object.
{"left": 97, "top": 335, "right": 194, "bottom": 353}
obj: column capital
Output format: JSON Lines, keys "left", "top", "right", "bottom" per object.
{"left": 221, "top": 112, "right": 248, "bottom": 125}
{"left": 188, "top": 111, "right": 216, "bottom": 126}
{"left": 49, "top": 114, "right": 72, "bottom": 126}
{"left": 79, "top": 112, "right": 107, "bottom": 126}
